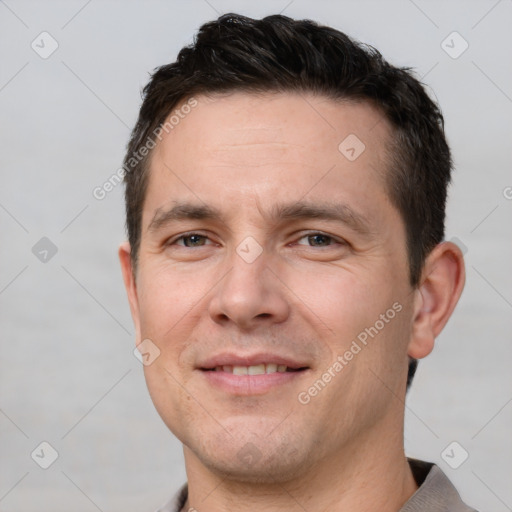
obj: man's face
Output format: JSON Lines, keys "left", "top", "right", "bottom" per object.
{"left": 123, "top": 92, "right": 417, "bottom": 482}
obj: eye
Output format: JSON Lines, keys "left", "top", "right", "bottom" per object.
{"left": 296, "top": 232, "right": 341, "bottom": 247}
{"left": 172, "top": 233, "right": 212, "bottom": 248}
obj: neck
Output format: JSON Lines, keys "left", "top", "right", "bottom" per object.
{"left": 181, "top": 418, "right": 418, "bottom": 512}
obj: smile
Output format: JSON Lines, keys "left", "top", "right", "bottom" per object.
{"left": 209, "top": 364, "right": 304, "bottom": 375}
{"left": 200, "top": 362, "right": 309, "bottom": 395}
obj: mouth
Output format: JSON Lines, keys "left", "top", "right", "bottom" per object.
{"left": 198, "top": 354, "right": 310, "bottom": 395}
{"left": 202, "top": 363, "right": 308, "bottom": 375}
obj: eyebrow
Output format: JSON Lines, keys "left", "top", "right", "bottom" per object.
{"left": 147, "top": 200, "right": 373, "bottom": 235}
{"left": 148, "top": 203, "right": 223, "bottom": 232}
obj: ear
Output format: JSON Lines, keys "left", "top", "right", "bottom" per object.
{"left": 118, "top": 241, "right": 142, "bottom": 344}
{"left": 408, "top": 241, "right": 466, "bottom": 359}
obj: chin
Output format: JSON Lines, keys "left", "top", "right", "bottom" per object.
{"left": 188, "top": 424, "right": 313, "bottom": 484}
{"left": 199, "top": 447, "right": 308, "bottom": 484}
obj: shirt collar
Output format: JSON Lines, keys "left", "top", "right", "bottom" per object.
{"left": 156, "top": 459, "right": 477, "bottom": 512}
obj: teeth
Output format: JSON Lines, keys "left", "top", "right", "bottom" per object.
{"left": 248, "top": 364, "right": 266, "bottom": 375}
{"left": 233, "top": 366, "right": 248, "bottom": 375}
{"left": 266, "top": 363, "right": 278, "bottom": 374}
{"left": 215, "top": 364, "right": 291, "bottom": 374}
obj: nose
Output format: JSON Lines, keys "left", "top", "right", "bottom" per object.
{"left": 208, "top": 246, "right": 290, "bottom": 331}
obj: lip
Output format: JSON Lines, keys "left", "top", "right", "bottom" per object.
{"left": 200, "top": 368, "right": 310, "bottom": 395}
{"left": 197, "top": 352, "right": 310, "bottom": 396}
{"left": 198, "top": 352, "right": 308, "bottom": 370}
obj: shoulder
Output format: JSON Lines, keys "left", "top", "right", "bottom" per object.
{"left": 402, "top": 458, "right": 479, "bottom": 512}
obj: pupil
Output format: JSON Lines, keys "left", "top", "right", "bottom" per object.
{"left": 310, "top": 234, "right": 328, "bottom": 246}
{"left": 186, "top": 235, "right": 203, "bottom": 247}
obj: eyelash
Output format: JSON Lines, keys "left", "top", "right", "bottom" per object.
{"left": 168, "top": 231, "right": 345, "bottom": 249}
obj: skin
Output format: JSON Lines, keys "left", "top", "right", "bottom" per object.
{"left": 119, "top": 92, "right": 465, "bottom": 512}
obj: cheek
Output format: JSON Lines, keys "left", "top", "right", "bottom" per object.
{"left": 136, "top": 267, "right": 206, "bottom": 434}
{"left": 136, "top": 263, "right": 207, "bottom": 335}
{"left": 288, "top": 261, "right": 412, "bottom": 398}
{"left": 286, "top": 264, "right": 393, "bottom": 344}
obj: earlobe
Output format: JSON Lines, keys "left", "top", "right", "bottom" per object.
{"left": 118, "top": 241, "right": 142, "bottom": 343}
{"left": 408, "top": 241, "right": 466, "bottom": 360}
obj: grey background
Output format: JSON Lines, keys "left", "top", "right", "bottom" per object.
{"left": 0, "top": 1, "right": 511, "bottom": 511}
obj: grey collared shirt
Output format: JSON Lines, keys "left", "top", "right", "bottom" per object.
{"left": 156, "top": 459, "right": 478, "bottom": 512}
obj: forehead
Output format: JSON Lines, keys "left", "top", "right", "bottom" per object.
{"left": 156, "top": 91, "right": 390, "bottom": 158}
{"left": 144, "top": 91, "right": 394, "bottom": 225}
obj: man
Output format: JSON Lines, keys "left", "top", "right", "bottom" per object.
{"left": 119, "top": 13, "right": 475, "bottom": 512}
